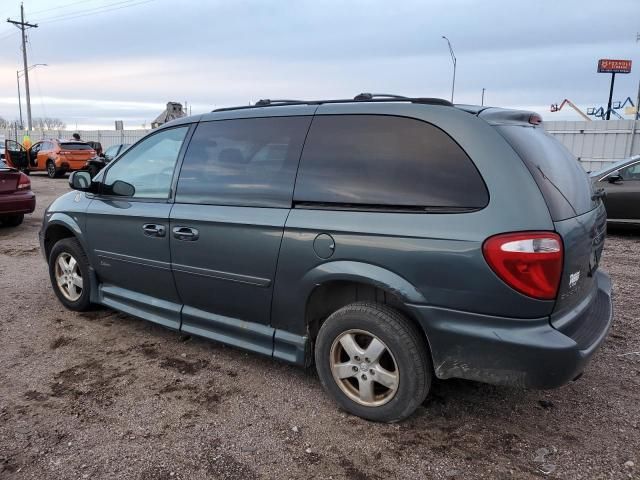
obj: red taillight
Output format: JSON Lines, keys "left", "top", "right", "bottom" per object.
{"left": 17, "top": 173, "right": 31, "bottom": 190}
{"left": 482, "top": 232, "right": 563, "bottom": 300}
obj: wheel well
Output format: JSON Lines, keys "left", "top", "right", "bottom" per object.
{"left": 44, "top": 224, "right": 75, "bottom": 260}
{"left": 305, "top": 281, "right": 428, "bottom": 345}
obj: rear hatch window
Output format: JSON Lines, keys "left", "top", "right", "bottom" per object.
{"left": 496, "top": 126, "right": 596, "bottom": 221}
{"left": 60, "top": 143, "right": 93, "bottom": 151}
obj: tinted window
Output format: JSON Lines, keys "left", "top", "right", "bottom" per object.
{"left": 60, "top": 142, "right": 93, "bottom": 150}
{"left": 497, "top": 126, "right": 595, "bottom": 221}
{"left": 104, "top": 126, "right": 188, "bottom": 198}
{"left": 294, "top": 115, "right": 488, "bottom": 209}
{"left": 176, "top": 116, "right": 311, "bottom": 207}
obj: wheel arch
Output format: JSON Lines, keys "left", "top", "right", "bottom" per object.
{"left": 299, "top": 261, "right": 432, "bottom": 361}
{"left": 43, "top": 213, "right": 87, "bottom": 261}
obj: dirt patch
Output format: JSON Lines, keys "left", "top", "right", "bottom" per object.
{"left": 23, "top": 390, "right": 48, "bottom": 402}
{"left": 50, "top": 336, "right": 74, "bottom": 349}
{"left": 0, "top": 245, "right": 39, "bottom": 257}
{"left": 159, "top": 357, "right": 209, "bottom": 375}
{"left": 207, "top": 452, "right": 257, "bottom": 480}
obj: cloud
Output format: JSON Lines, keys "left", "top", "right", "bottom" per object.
{"left": 0, "top": 0, "right": 637, "bottom": 127}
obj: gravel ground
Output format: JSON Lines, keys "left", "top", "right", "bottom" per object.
{"left": 0, "top": 175, "right": 639, "bottom": 480}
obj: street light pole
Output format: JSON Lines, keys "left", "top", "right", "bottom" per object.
{"left": 16, "top": 64, "right": 47, "bottom": 131}
{"left": 16, "top": 71, "right": 23, "bottom": 129}
{"left": 442, "top": 36, "right": 457, "bottom": 103}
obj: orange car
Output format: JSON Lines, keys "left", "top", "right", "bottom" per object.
{"left": 5, "top": 139, "right": 96, "bottom": 178}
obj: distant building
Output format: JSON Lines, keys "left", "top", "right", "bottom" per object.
{"left": 151, "top": 102, "right": 185, "bottom": 129}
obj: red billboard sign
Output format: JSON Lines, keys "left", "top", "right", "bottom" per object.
{"left": 598, "top": 59, "right": 632, "bottom": 74}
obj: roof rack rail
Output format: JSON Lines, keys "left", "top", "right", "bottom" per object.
{"left": 254, "top": 99, "right": 305, "bottom": 106}
{"left": 212, "top": 95, "right": 453, "bottom": 112}
{"left": 354, "top": 93, "right": 408, "bottom": 101}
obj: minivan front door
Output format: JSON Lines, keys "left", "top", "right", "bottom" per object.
{"left": 169, "top": 115, "right": 313, "bottom": 355}
{"left": 85, "top": 125, "right": 191, "bottom": 329}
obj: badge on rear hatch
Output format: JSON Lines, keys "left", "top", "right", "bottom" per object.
{"left": 569, "top": 271, "right": 581, "bottom": 288}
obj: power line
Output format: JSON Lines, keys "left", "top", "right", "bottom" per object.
{"left": 33, "top": 0, "right": 157, "bottom": 24}
{"left": 32, "top": 0, "right": 135, "bottom": 21}
{"left": 30, "top": 0, "right": 109, "bottom": 16}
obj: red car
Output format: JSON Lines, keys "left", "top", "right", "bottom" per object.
{"left": 0, "top": 159, "right": 35, "bottom": 226}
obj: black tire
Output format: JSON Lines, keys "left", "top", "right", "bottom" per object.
{"left": 315, "top": 302, "right": 431, "bottom": 423}
{"left": 46, "top": 160, "right": 57, "bottom": 179}
{"left": 48, "top": 237, "right": 93, "bottom": 311}
{"left": 3, "top": 214, "right": 24, "bottom": 227}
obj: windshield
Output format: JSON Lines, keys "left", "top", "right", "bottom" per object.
{"left": 590, "top": 155, "right": 640, "bottom": 178}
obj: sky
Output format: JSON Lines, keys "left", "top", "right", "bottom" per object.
{"left": 0, "top": 0, "right": 638, "bottom": 130}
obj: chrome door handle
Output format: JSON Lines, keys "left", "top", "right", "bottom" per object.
{"left": 172, "top": 226, "right": 199, "bottom": 241}
{"left": 142, "top": 223, "right": 166, "bottom": 237}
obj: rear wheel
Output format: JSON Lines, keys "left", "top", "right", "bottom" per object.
{"left": 46, "top": 160, "right": 57, "bottom": 178}
{"left": 315, "top": 302, "right": 431, "bottom": 422}
{"left": 48, "top": 238, "right": 93, "bottom": 311}
{"left": 2, "top": 214, "right": 24, "bottom": 227}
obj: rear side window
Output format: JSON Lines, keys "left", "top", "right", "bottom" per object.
{"left": 496, "top": 126, "right": 595, "bottom": 221}
{"left": 294, "top": 115, "right": 488, "bottom": 210}
{"left": 60, "top": 142, "right": 93, "bottom": 150}
{"left": 176, "top": 116, "right": 312, "bottom": 208}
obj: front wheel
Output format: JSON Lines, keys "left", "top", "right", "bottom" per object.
{"left": 48, "top": 238, "right": 93, "bottom": 311}
{"left": 315, "top": 302, "right": 432, "bottom": 422}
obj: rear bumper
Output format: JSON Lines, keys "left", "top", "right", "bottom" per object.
{"left": 0, "top": 191, "right": 36, "bottom": 215}
{"left": 57, "top": 160, "right": 88, "bottom": 171}
{"left": 410, "top": 269, "right": 613, "bottom": 389}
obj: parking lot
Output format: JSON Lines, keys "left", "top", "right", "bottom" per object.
{"left": 0, "top": 175, "right": 638, "bottom": 479}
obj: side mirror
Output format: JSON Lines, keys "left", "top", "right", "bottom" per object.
{"left": 69, "top": 170, "right": 93, "bottom": 191}
{"left": 608, "top": 170, "right": 622, "bottom": 183}
{"left": 111, "top": 180, "right": 135, "bottom": 197}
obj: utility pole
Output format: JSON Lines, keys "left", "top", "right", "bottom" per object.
{"left": 7, "top": 3, "right": 38, "bottom": 132}
{"left": 481, "top": 88, "right": 485, "bottom": 106}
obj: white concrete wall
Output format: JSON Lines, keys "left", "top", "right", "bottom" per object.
{"left": 544, "top": 120, "right": 640, "bottom": 172}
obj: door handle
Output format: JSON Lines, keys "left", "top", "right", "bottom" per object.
{"left": 142, "top": 223, "right": 166, "bottom": 237}
{"left": 172, "top": 226, "right": 199, "bottom": 241}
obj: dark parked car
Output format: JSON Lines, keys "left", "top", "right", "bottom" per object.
{"left": 590, "top": 155, "right": 640, "bottom": 225}
{"left": 39, "top": 95, "right": 612, "bottom": 422}
{"left": 0, "top": 159, "right": 35, "bottom": 226}
{"left": 85, "top": 141, "right": 103, "bottom": 157}
{"left": 85, "top": 143, "right": 130, "bottom": 178}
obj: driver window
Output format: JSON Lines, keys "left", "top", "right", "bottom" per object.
{"left": 104, "top": 126, "right": 188, "bottom": 198}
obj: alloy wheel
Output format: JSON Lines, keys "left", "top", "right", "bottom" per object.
{"left": 329, "top": 329, "right": 399, "bottom": 407}
{"left": 54, "top": 252, "right": 83, "bottom": 301}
